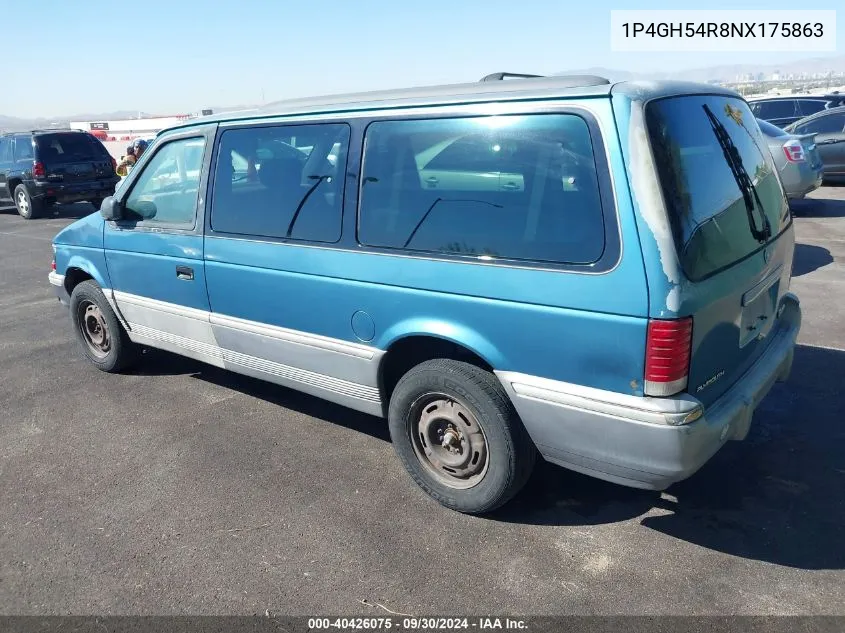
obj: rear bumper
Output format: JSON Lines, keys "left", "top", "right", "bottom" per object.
{"left": 496, "top": 293, "right": 801, "bottom": 490}
{"left": 781, "top": 163, "right": 823, "bottom": 199}
{"left": 48, "top": 272, "right": 69, "bottom": 306}
{"left": 32, "top": 178, "right": 118, "bottom": 203}
{"left": 785, "top": 178, "right": 822, "bottom": 199}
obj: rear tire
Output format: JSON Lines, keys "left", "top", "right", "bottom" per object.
{"left": 14, "top": 185, "right": 42, "bottom": 219}
{"left": 388, "top": 359, "right": 536, "bottom": 514}
{"left": 69, "top": 280, "right": 138, "bottom": 372}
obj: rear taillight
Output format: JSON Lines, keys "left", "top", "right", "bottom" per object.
{"left": 782, "top": 139, "right": 805, "bottom": 163}
{"left": 644, "top": 317, "right": 693, "bottom": 397}
{"left": 51, "top": 259, "right": 56, "bottom": 271}
{"left": 33, "top": 161, "right": 46, "bottom": 179}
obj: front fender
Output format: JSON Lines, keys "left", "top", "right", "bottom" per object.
{"left": 52, "top": 210, "right": 111, "bottom": 291}
{"left": 55, "top": 246, "right": 112, "bottom": 291}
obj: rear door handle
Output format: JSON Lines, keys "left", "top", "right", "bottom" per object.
{"left": 176, "top": 266, "right": 194, "bottom": 281}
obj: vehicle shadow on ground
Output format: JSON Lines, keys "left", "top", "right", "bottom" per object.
{"left": 495, "top": 344, "right": 845, "bottom": 570}
{"left": 791, "top": 196, "right": 845, "bottom": 218}
{"left": 133, "top": 347, "right": 390, "bottom": 443}
{"left": 132, "top": 343, "right": 843, "bottom": 569}
{"left": 792, "top": 243, "right": 834, "bottom": 277}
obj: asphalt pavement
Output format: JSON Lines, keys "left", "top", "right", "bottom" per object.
{"left": 1, "top": 188, "right": 843, "bottom": 615}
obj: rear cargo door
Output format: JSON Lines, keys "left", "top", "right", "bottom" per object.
{"left": 35, "top": 133, "right": 115, "bottom": 183}
{"left": 645, "top": 95, "right": 795, "bottom": 407}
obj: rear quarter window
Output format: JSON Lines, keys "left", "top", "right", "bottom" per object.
{"left": 14, "top": 137, "right": 34, "bottom": 160}
{"left": 0, "top": 138, "right": 11, "bottom": 163}
{"left": 358, "top": 114, "right": 607, "bottom": 265}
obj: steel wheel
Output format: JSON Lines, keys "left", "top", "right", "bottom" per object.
{"left": 16, "top": 190, "right": 29, "bottom": 216}
{"left": 409, "top": 394, "right": 489, "bottom": 489}
{"left": 76, "top": 300, "right": 111, "bottom": 359}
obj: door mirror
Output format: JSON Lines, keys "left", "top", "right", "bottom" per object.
{"left": 130, "top": 200, "right": 158, "bottom": 220}
{"left": 99, "top": 196, "right": 122, "bottom": 221}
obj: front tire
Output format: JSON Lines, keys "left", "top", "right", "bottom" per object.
{"left": 69, "top": 280, "right": 138, "bottom": 372}
{"left": 388, "top": 359, "right": 536, "bottom": 514}
{"left": 14, "top": 185, "right": 42, "bottom": 219}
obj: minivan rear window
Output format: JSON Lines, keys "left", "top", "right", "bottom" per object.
{"left": 35, "top": 133, "right": 106, "bottom": 164}
{"left": 646, "top": 95, "right": 790, "bottom": 281}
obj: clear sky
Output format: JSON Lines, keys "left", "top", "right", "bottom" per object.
{"left": 1, "top": 0, "right": 841, "bottom": 118}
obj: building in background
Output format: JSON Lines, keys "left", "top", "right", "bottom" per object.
{"left": 69, "top": 113, "right": 211, "bottom": 142}
{"left": 71, "top": 110, "right": 215, "bottom": 160}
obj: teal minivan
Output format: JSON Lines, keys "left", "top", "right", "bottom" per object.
{"left": 49, "top": 74, "right": 801, "bottom": 513}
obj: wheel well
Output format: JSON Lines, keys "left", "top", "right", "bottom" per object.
{"left": 379, "top": 336, "right": 493, "bottom": 410}
{"left": 64, "top": 268, "right": 94, "bottom": 295}
{"left": 8, "top": 178, "right": 22, "bottom": 193}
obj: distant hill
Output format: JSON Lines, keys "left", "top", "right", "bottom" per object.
{"left": 559, "top": 55, "right": 845, "bottom": 83}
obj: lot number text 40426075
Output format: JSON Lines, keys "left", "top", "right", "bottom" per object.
{"left": 306, "top": 617, "right": 528, "bottom": 631}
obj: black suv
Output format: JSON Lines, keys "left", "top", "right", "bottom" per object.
{"left": 749, "top": 94, "right": 845, "bottom": 128}
{"left": 0, "top": 130, "right": 119, "bottom": 219}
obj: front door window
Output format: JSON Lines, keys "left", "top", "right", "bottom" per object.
{"left": 124, "top": 137, "right": 206, "bottom": 227}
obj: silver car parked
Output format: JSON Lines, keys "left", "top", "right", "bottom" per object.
{"left": 757, "top": 118, "right": 823, "bottom": 199}
{"left": 785, "top": 106, "right": 845, "bottom": 182}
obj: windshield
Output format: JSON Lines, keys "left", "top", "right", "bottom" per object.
{"left": 36, "top": 133, "right": 106, "bottom": 164}
{"left": 646, "top": 95, "right": 790, "bottom": 281}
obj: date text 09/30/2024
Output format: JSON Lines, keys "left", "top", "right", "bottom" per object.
{"left": 307, "top": 617, "right": 528, "bottom": 630}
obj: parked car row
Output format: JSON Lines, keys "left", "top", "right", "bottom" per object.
{"left": 784, "top": 107, "right": 845, "bottom": 181}
{"left": 749, "top": 93, "right": 845, "bottom": 127}
{"left": 752, "top": 95, "right": 845, "bottom": 187}
{"left": 756, "top": 119, "right": 823, "bottom": 199}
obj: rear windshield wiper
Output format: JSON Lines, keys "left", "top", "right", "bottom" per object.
{"left": 702, "top": 104, "right": 771, "bottom": 244}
